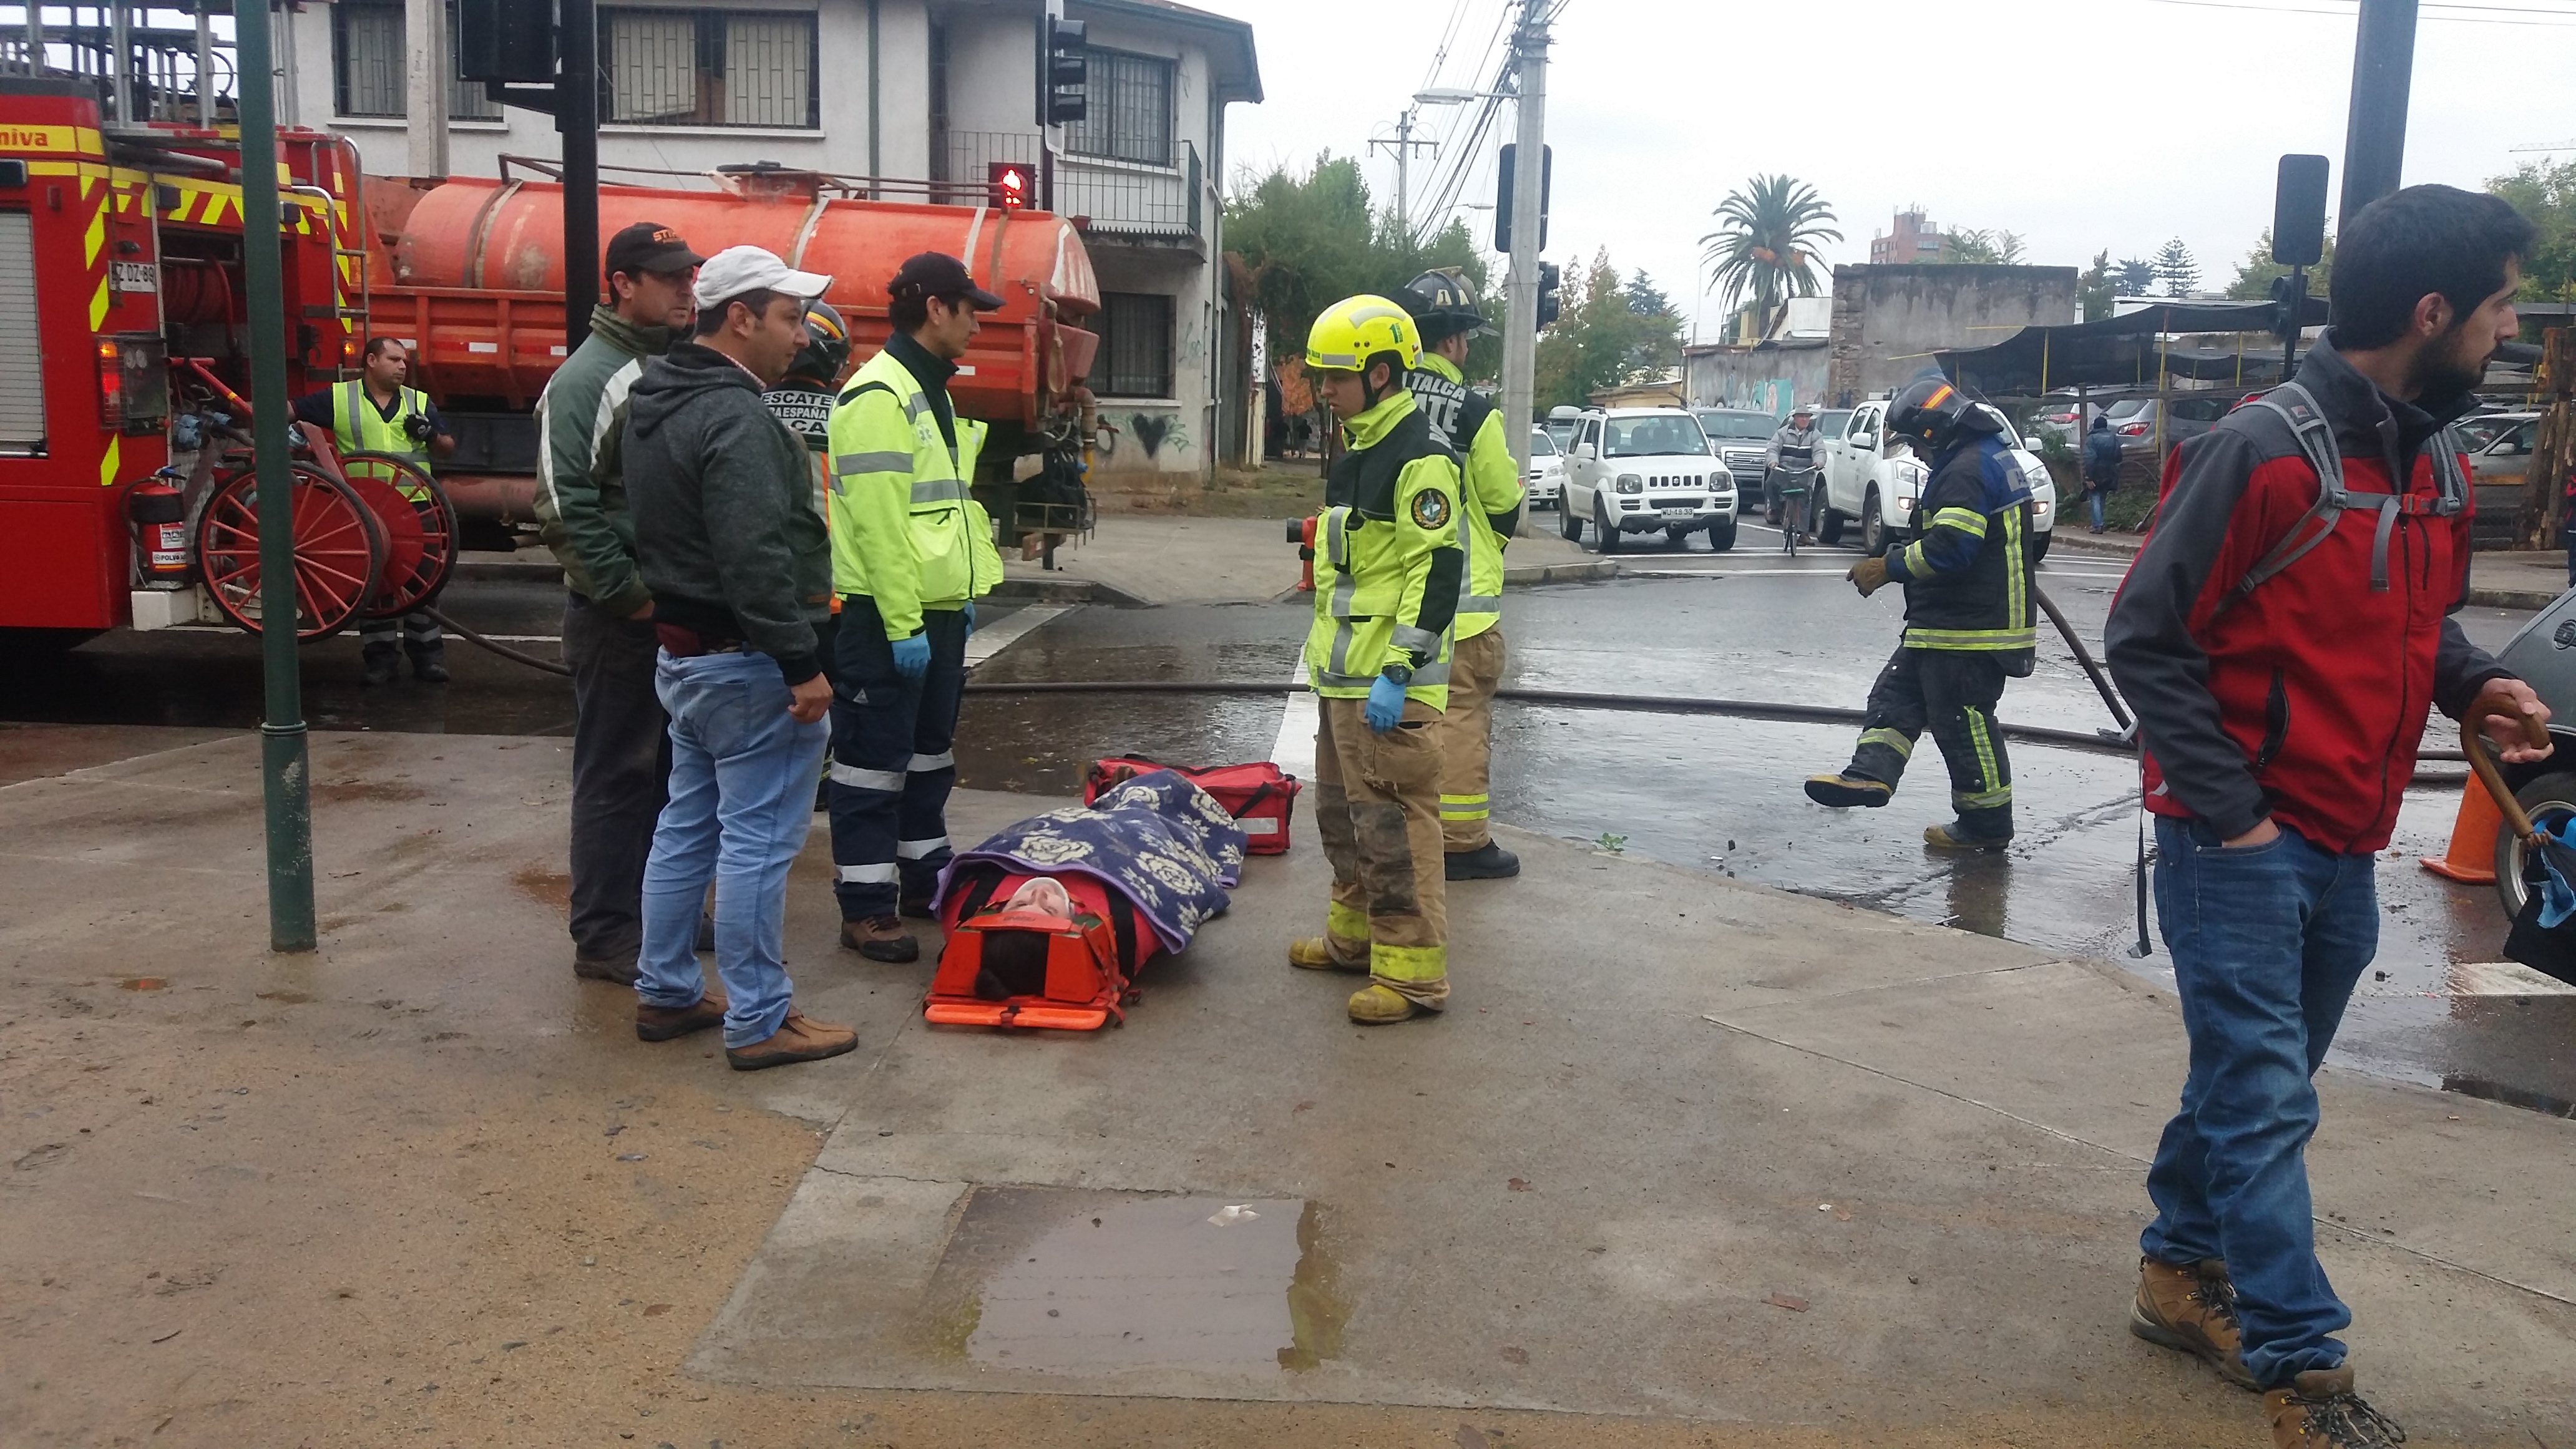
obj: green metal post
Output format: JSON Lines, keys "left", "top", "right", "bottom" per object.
{"left": 235, "top": 0, "right": 316, "bottom": 952}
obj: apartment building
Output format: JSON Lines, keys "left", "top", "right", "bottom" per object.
{"left": 281, "top": 0, "right": 1262, "bottom": 481}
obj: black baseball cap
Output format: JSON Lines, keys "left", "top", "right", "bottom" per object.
{"left": 603, "top": 222, "right": 705, "bottom": 283}
{"left": 889, "top": 251, "right": 1005, "bottom": 311}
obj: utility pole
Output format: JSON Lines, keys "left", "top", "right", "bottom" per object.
{"left": 1500, "top": 0, "right": 1548, "bottom": 479}
{"left": 1369, "top": 107, "right": 1437, "bottom": 243}
{"left": 233, "top": 0, "right": 316, "bottom": 952}
{"left": 559, "top": 0, "right": 599, "bottom": 356}
{"left": 2339, "top": 0, "right": 2417, "bottom": 230}
{"left": 404, "top": 0, "right": 452, "bottom": 180}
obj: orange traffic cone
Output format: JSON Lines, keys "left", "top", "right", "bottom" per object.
{"left": 2421, "top": 774, "right": 2505, "bottom": 883}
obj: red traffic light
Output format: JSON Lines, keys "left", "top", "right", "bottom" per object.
{"left": 988, "top": 162, "right": 1030, "bottom": 210}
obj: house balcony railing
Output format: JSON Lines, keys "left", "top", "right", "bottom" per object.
{"left": 940, "top": 130, "right": 1201, "bottom": 244}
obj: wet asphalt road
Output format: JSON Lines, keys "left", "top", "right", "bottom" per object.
{"left": 5, "top": 527, "right": 2569, "bottom": 1115}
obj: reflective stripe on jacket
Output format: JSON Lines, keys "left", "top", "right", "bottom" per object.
{"left": 1407, "top": 354, "right": 1513, "bottom": 640}
{"left": 826, "top": 346, "right": 992, "bottom": 638}
{"left": 331, "top": 381, "right": 432, "bottom": 497}
{"left": 1305, "top": 391, "right": 1465, "bottom": 709}
{"left": 1885, "top": 432, "right": 2035, "bottom": 664}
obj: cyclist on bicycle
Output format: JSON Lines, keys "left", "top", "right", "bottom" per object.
{"left": 1764, "top": 404, "right": 1823, "bottom": 540}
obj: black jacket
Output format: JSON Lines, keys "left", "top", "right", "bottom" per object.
{"left": 626, "top": 342, "right": 832, "bottom": 685}
{"left": 1886, "top": 432, "right": 2036, "bottom": 670}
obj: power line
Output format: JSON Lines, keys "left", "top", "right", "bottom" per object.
{"left": 2140, "top": 0, "right": 2576, "bottom": 22}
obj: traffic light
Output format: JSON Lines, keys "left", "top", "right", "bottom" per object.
{"left": 2268, "top": 272, "right": 2306, "bottom": 342}
{"left": 989, "top": 161, "right": 1032, "bottom": 211}
{"left": 1493, "top": 143, "right": 1552, "bottom": 254}
{"left": 457, "top": 0, "right": 555, "bottom": 85}
{"left": 1041, "top": 16, "right": 1088, "bottom": 127}
{"left": 1536, "top": 261, "right": 1562, "bottom": 329}
{"left": 2271, "top": 154, "right": 2330, "bottom": 267}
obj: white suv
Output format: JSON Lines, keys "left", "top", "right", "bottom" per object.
{"left": 1556, "top": 407, "right": 1737, "bottom": 552}
{"left": 1815, "top": 400, "right": 2054, "bottom": 560}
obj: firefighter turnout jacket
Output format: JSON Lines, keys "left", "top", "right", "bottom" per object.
{"left": 1884, "top": 431, "right": 2036, "bottom": 669}
{"left": 1308, "top": 389, "right": 1466, "bottom": 711}
{"left": 1405, "top": 353, "right": 1517, "bottom": 642}
{"left": 826, "top": 333, "right": 1003, "bottom": 637}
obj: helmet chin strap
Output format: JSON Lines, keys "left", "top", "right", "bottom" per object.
{"left": 1361, "top": 356, "right": 1401, "bottom": 409}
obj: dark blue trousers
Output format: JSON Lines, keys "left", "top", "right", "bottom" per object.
{"left": 827, "top": 597, "right": 968, "bottom": 921}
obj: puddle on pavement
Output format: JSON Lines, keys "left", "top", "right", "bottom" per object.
{"left": 512, "top": 864, "right": 573, "bottom": 910}
{"left": 920, "top": 1188, "right": 1344, "bottom": 1377}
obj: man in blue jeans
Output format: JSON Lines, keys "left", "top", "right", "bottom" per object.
{"left": 623, "top": 245, "right": 855, "bottom": 1071}
{"left": 2106, "top": 185, "right": 2549, "bottom": 1448}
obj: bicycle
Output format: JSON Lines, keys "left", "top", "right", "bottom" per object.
{"left": 1774, "top": 466, "right": 1818, "bottom": 557}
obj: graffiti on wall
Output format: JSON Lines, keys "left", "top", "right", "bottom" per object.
{"left": 1099, "top": 409, "right": 1195, "bottom": 465}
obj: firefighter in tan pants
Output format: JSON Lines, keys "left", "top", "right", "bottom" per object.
{"left": 1398, "top": 269, "right": 1521, "bottom": 879}
{"left": 1288, "top": 296, "right": 1468, "bottom": 1024}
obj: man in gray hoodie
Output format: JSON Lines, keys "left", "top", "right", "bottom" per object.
{"left": 534, "top": 222, "right": 701, "bottom": 983}
{"left": 624, "top": 246, "right": 854, "bottom": 1071}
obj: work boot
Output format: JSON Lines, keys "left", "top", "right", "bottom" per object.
{"left": 897, "top": 894, "right": 939, "bottom": 921}
{"left": 1804, "top": 772, "right": 1893, "bottom": 808}
{"left": 841, "top": 915, "right": 919, "bottom": 964}
{"left": 1923, "top": 819, "right": 2014, "bottom": 851}
{"left": 1347, "top": 982, "right": 1432, "bottom": 1024}
{"left": 725, "top": 1010, "right": 859, "bottom": 1071}
{"left": 2130, "top": 1257, "right": 2255, "bottom": 1389}
{"left": 2265, "top": 1367, "right": 2406, "bottom": 1448}
{"left": 1288, "top": 937, "right": 1367, "bottom": 973}
{"left": 1445, "top": 841, "right": 1521, "bottom": 880}
{"left": 634, "top": 983, "right": 728, "bottom": 1043}
{"left": 360, "top": 648, "right": 399, "bottom": 686}
{"left": 573, "top": 952, "right": 640, "bottom": 985}
{"left": 411, "top": 651, "right": 449, "bottom": 683}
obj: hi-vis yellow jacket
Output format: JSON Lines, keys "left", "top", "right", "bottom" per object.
{"left": 826, "top": 346, "right": 1003, "bottom": 639}
{"left": 1305, "top": 389, "right": 1465, "bottom": 710}
{"left": 330, "top": 381, "right": 435, "bottom": 500}
{"left": 1405, "top": 352, "right": 1515, "bottom": 642}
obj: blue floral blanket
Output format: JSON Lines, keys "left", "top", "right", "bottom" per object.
{"left": 934, "top": 770, "right": 1246, "bottom": 952}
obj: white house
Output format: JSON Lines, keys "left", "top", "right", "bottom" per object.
{"left": 280, "top": 0, "right": 1262, "bottom": 481}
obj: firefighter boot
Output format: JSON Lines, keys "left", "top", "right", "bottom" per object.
{"left": 411, "top": 647, "right": 450, "bottom": 684}
{"left": 2265, "top": 1368, "right": 2406, "bottom": 1448}
{"left": 1807, "top": 731, "right": 1908, "bottom": 808}
{"left": 1445, "top": 841, "right": 1521, "bottom": 881}
{"left": 2129, "top": 1257, "right": 2255, "bottom": 1389}
{"left": 1924, "top": 804, "right": 2013, "bottom": 851}
{"left": 1289, "top": 936, "right": 1368, "bottom": 972}
{"left": 1348, "top": 982, "right": 1428, "bottom": 1023}
{"left": 1805, "top": 772, "right": 1893, "bottom": 808}
{"left": 360, "top": 643, "right": 400, "bottom": 686}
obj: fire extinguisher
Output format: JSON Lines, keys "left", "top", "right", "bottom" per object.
{"left": 126, "top": 470, "right": 192, "bottom": 589}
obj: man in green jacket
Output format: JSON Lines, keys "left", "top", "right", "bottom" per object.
{"left": 824, "top": 252, "right": 1005, "bottom": 963}
{"left": 532, "top": 221, "right": 701, "bottom": 983}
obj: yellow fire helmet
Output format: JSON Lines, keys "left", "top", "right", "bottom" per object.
{"left": 1305, "top": 295, "right": 1422, "bottom": 376}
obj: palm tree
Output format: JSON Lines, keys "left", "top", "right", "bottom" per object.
{"left": 1699, "top": 174, "right": 1842, "bottom": 336}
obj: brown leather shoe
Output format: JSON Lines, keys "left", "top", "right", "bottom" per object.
{"left": 840, "top": 915, "right": 919, "bottom": 963}
{"left": 2130, "top": 1256, "right": 2255, "bottom": 1388}
{"left": 634, "top": 983, "right": 728, "bottom": 1042}
{"left": 2265, "top": 1367, "right": 2406, "bottom": 1448}
{"left": 725, "top": 1010, "right": 859, "bottom": 1071}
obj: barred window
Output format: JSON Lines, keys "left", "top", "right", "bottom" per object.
{"left": 1064, "top": 49, "right": 1172, "bottom": 167}
{"left": 602, "top": 9, "right": 818, "bottom": 129}
{"left": 331, "top": 3, "right": 503, "bottom": 122}
{"left": 1094, "top": 292, "right": 1174, "bottom": 399}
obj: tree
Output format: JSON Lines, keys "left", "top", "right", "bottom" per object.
{"left": 2079, "top": 250, "right": 2117, "bottom": 321}
{"left": 1941, "top": 228, "right": 2027, "bottom": 265}
{"left": 2116, "top": 256, "right": 2157, "bottom": 296}
{"left": 1532, "top": 250, "right": 1681, "bottom": 413}
{"left": 2152, "top": 237, "right": 2200, "bottom": 298}
{"left": 1699, "top": 173, "right": 1842, "bottom": 335}
{"left": 2489, "top": 159, "right": 2576, "bottom": 303}
{"left": 2224, "top": 228, "right": 2336, "bottom": 301}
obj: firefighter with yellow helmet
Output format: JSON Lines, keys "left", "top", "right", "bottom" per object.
{"left": 1289, "top": 295, "right": 1468, "bottom": 1023}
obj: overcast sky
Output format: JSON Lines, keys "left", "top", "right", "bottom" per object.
{"left": 1195, "top": 0, "right": 2576, "bottom": 341}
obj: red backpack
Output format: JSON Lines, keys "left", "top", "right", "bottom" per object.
{"left": 1080, "top": 756, "right": 1301, "bottom": 854}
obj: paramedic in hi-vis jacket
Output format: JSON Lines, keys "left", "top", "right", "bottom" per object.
{"left": 825, "top": 253, "right": 1006, "bottom": 965}
{"left": 1289, "top": 296, "right": 1468, "bottom": 1024}
{"left": 1803, "top": 376, "right": 2034, "bottom": 851}
{"left": 1398, "top": 268, "right": 1522, "bottom": 882}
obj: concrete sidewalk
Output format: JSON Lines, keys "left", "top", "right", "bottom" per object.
{"left": 2051, "top": 527, "right": 2569, "bottom": 610}
{"left": 2, "top": 724, "right": 2569, "bottom": 1445}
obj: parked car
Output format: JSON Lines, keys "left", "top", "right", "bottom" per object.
{"left": 2106, "top": 394, "right": 2232, "bottom": 457}
{"left": 2467, "top": 412, "right": 2542, "bottom": 550}
{"left": 1558, "top": 407, "right": 1737, "bottom": 552}
{"left": 2455, "top": 411, "right": 2525, "bottom": 453}
{"left": 1524, "top": 426, "right": 1566, "bottom": 508}
{"left": 1812, "top": 400, "right": 2054, "bottom": 561}
{"left": 1694, "top": 407, "right": 1780, "bottom": 502}
{"left": 2025, "top": 396, "right": 2105, "bottom": 450}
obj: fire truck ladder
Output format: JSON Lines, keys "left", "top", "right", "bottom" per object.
{"left": 293, "top": 136, "right": 371, "bottom": 378}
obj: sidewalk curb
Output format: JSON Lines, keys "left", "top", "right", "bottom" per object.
{"left": 1504, "top": 560, "right": 1620, "bottom": 586}
{"left": 2469, "top": 587, "right": 2562, "bottom": 612}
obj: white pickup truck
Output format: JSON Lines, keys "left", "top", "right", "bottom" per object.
{"left": 1814, "top": 400, "right": 2054, "bottom": 561}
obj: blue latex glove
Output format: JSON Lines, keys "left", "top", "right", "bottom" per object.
{"left": 960, "top": 601, "right": 977, "bottom": 637}
{"left": 891, "top": 632, "right": 932, "bottom": 680}
{"left": 1364, "top": 673, "right": 1407, "bottom": 733}
{"left": 2542, "top": 817, "right": 2576, "bottom": 930}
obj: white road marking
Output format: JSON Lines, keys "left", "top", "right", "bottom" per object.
{"left": 1271, "top": 658, "right": 1317, "bottom": 779}
{"left": 2361, "top": 961, "right": 2576, "bottom": 998}
{"left": 964, "top": 605, "right": 1069, "bottom": 671}
{"left": 467, "top": 633, "right": 564, "bottom": 643}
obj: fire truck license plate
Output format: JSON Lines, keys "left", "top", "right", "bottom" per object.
{"left": 112, "top": 261, "right": 157, "bottom": 293}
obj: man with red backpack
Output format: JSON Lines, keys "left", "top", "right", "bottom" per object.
{"left": 2104, "top": 184, "right": 2551, "bottom": 1449}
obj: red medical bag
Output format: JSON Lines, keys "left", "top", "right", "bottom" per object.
{"left": 923, "top": 866, "right": 1163, "bottom": 1031}
{"left": 1080, "top": 756, "right": 1300, "bottom": 854}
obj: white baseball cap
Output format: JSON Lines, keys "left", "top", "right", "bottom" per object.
{"left": 692, "top": 245, "right": 832, "bottom": 310}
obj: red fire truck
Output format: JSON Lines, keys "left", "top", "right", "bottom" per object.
{"left": 0, "top": 77, "right": 1102, "bottom": 651}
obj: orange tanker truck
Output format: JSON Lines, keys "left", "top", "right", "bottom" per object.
{"left": 0, "top": 75, "right": 1101, "bottom": 650}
